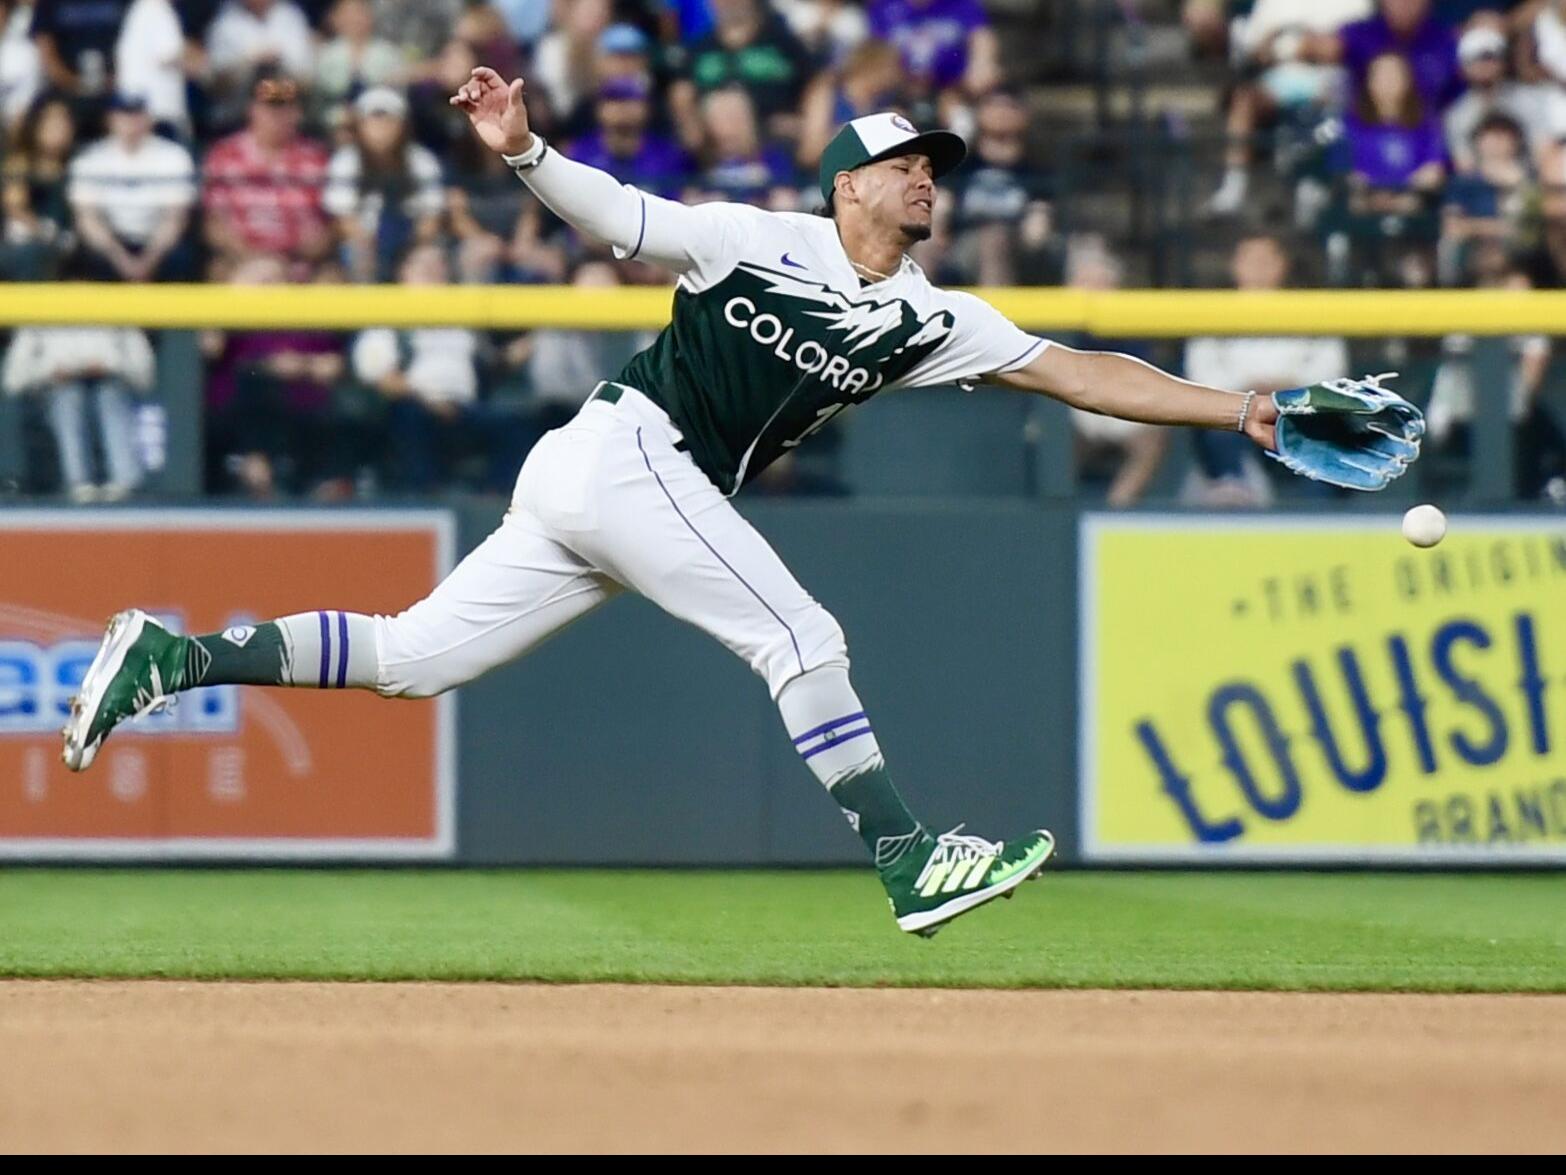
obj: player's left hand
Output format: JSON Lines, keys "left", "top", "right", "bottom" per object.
{"left": 1265, "top": 373, "right": 1425, "bottom": 491}
{"left": 1243, "top": 395, "right": 1277, "bottom": 452}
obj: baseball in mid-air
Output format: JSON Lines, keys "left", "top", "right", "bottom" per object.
{"left": 1402, "top": 504, "right": 1447, "bottom": 548}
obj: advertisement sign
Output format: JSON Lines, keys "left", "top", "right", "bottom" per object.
{"left": 1081, "top": 515, "right": 1566, "bottom": 863}
{"left": 0, "top": 510, "right": 454, "bottom": 859}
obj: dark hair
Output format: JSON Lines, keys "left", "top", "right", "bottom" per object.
{"left": 355, "top": 114, "right": 414, "bottom": 206}
{"left": 1356, "top": 52, "right": 1424, "bottom": 128}
{"left": 10, "top": 92, "right": 76, "bottom": 163}
{"left": 816, "top": 191, "right": 836, "bottom": 218}
{"left": 1472, "top": 111, "right": 1525, "bottom": 148}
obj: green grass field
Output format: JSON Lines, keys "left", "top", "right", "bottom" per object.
{"left": 2, "top": 869, "right": 1564, "bottom": 991}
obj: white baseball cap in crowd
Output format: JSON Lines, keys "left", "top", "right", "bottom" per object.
{"left": 355, "top": 86, "right": 408, "bottom": 119}
{"left": 1458, "top": 25, "right": 1507, "bottom": 63}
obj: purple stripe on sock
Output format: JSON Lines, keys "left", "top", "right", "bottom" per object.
{"left": 792, "top": 711, "right": 868, "bottom": 746}
{"left": 800, "top": 725, "right": 874, "bottom": 760}
{"left": 335, "top": 611, "right": 349, "bottom": 689}
{"left": 317, "top": 611, "right": 331, "bottom": 689}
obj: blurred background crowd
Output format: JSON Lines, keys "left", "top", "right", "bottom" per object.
{"left": 0, "top": 0, "right": 1559, "bottom": 506}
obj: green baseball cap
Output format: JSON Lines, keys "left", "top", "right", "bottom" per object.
{"left": 817, "top": 112, "right": 967, "bottom": 204}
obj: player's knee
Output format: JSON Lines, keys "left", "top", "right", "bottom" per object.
{"left": 371, "top": 612, "right": 462, "bottom": 700}
{"left": 761, "top": 606, "right": 849, "bottom": 699}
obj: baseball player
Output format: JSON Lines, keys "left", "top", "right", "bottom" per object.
{"left": 61, "top": 68, "right": 1423, "bottom": 935}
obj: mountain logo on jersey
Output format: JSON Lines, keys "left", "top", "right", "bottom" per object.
{"left": 720, "top": 261, "right": 955, "bottom": 397}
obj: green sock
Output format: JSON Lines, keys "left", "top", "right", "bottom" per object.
{"left": 173, "top": 622, "right": 290, "bottom": 689}
{"left": 829, "top": 758, "right": 927, "bottom": 870}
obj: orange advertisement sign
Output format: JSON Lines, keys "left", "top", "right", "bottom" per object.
{"left": 0, "top": 510, "right": 454, "bottom": 859}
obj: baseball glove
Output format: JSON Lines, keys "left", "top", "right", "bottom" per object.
{"left": 1267, "top": 373, "right": 1425, "bottom": 491}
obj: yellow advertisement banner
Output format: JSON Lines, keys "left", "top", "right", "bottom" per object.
{"left": 1082, "top": 516, "right": 1566, "bottom": 862}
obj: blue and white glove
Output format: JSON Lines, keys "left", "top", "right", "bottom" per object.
{"left": 1267, "top": 373, "right": 1425, "bottom": 491}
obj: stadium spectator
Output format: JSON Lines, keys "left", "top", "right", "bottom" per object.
{"left": 323, "top": 86, "right": 444, "bottom": 283}
{"left": 0, "top": 1, "right": 42, "bottom": 131}
{"left": 692, "top": 85, "right": 800, "bottom": 207}
{"left": 407, "top": 37, "right": 490, "bottom": 168}
{"left": 1426, "top": 245, "right": 1563, "bottom": 499}
{"left": 201, "top": 70, "right": 332, "bottom": 277}
{"left": 1444, "top": 23, "right": 1565, "bottom": 173}
{"left": 1, "top": 94, "right": 78, "bottom": 280}
{"left": 492, "top": 0, "right": 554, "bottom": 48}
{"left": 1336, "top": 0, "right": 1460, "bottom": 108}
{"left": 775, "top": 0, "right": 869, "bottom": 63}
{"left": 28, "top": 0, "right": 130, "bottom": 113}
{"left": 1063, "top": 235, "right": 1171, "bottom": 508}
{"left": 447, "top": 4, "right": 524, "bottom": 85}
{"left": 797, "top": 39, "right": 905, "bottom": 167}
{"left": 1533, "top": 0, "right": 1566, "bottom": 86}
{"left": 1183, "top": 233, "right": 1349, "bottom": 506}
{"left": 202, "top": 252, "right": 349, "bottom": 497}
{"left": 2, "top": 323, "right": 154, "bottom": 501}
{"left": 313, "top": 0, "right": 405, "bottom": 117}
{"left": 205, "top": 0, "right": 316, "bottom": 122}
{"left": 1204, "top": 0, "right": 1371, "bottom": 216}
{"left": 114, "top": 0, "right": 193, "bottom": 139}
{"left": 532, "top": 0, "right": 614, "bottom": 130}
{"left": 376, "top": 0, "right": 466, "bottom": 60}
{"left": 1342, "top": 52, "right": 1446, "bottom": 212}
{"left": 350, "top": 243, "right": 479, "bottom": 491}
{"left": 867, "top": 0, "right": 1000, "bottom": 115}
{"left": 68, "top": 91, "right": 196, "bottom": 282}
{"left": 511, "top": 258, "right": 654, "bottom": 430}
{"left": 670, "top": 0, "right": 818, "bottom": 149}
{"left": 946, "top": 88, "right": 1053, "bottom": 285}
{"left": 1440, "top": 113, "right": 1541, "bottom": 283}
{"left": 552, "top": 22, "right": 657, "bottom": 141}
{"left": 567, "top": 77, "right": 693, "bottom": 198}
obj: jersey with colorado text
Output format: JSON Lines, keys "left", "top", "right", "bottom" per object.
{"left": 613, "top": 202, "right": 1047, "bottom": 495}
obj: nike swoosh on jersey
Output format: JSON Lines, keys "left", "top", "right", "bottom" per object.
{"left": 780, "top": 252, "right": 807, "bottom": 270}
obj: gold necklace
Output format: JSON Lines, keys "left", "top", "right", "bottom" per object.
{"left": 850, "top": 258, "right": 896, "bottom": 282}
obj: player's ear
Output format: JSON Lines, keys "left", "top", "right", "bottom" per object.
{"left": 833, "top": 170, "right": 856, "bottom": 209}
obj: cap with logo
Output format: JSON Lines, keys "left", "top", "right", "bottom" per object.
{"left": 817, "top": 112, "right": 967, "bottom": 203}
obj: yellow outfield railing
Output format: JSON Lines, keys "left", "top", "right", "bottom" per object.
{"left": 0, "top": 283, "right": 1562, "bottom": 335}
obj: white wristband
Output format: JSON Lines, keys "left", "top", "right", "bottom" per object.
{"left": 1236, "top": 389, "right": 1257, "bottom": 433}
{"left": 501, "top": 135, "right": 547, "bottom": 172}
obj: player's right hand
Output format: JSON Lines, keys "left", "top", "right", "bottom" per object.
{"left": 450, "top": 67, "right": 532, "bottom": 157}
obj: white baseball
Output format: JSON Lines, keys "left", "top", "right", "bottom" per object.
{"left": 1402, "top": 504, "right": 1447, "bottom": 548}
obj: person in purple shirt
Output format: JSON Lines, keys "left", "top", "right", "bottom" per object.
{"left": 868, "top": 0, "right": 1001, "bottom": 99}
{"left": 1342, "top": 52, "right": 1446, "bottom": 208}
{"left": 566, "top": 77, "right": 695, "bottom": 199}
{"left": 1335, "top": 0, "right": 1460, "bottom": 109}
{"left": 689, "top": 84, "right": 800, "bottom": 208}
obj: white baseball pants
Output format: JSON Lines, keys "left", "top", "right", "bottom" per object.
{"left": 372, "top": 385, "right": 850, "bottom": 700}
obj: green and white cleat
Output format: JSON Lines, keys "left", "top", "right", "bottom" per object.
{"left": 881, "top": 825, "right": 1056, "bottom": 937}
{"left": 61, "top": 609, "right": 182, "bottom": 772}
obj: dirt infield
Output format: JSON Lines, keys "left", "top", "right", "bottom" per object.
{"left": 2, "top": 982, "right": 1564, "bottom": 1153}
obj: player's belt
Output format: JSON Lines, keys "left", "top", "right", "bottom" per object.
{"left": 587, "top": 381, "right": 689, "bottom": 452}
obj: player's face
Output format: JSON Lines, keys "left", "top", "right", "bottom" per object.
{"left": 855, "top": 153, "right": 936, "bottom": 243}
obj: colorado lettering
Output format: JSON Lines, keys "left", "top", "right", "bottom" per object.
{"left": 723, "top": 296, "right": 882, "bottom": 395}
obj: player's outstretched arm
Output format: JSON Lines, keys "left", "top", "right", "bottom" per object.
{"left": 991, "top": 342, "right": 1278, "bottom": 450}
{"left": 450, "top": 66, "right": 724, "bottom": 273}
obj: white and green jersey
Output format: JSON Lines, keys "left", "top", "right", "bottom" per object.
{"left": 611, "top": 202, "right": 1049, "bottom": 495}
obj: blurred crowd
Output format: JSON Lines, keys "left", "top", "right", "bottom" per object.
{"left": 0, "top": 0, "right": 1049, "bottom": 500}
{"left": 0, "top": 0, "right": 1558, "bottom": 508}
